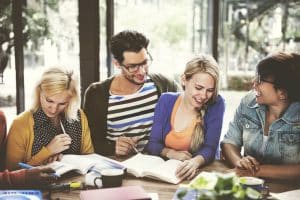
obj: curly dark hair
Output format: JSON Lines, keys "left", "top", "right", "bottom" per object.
{"left": 257, "top": 52, "right": 300, "bottom": 102}
{"left": 110, "top": 30, "right": 149, "bottom": 63}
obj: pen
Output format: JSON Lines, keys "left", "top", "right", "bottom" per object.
{"left": 121, "top": 134, "right": 140, "bottom": 154}
{"left": 132, "top": 145, "right": 139, "bottom": 154}
{"left": 60, "top": 120, "right": 67, "bottom": 134}
{"left": 18, "top": 162, "right": 33, "bottom": 169}
{"left": 18, "top": 162, "right": 60, "bottom": 178}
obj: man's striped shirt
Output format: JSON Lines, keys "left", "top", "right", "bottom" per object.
{"left": 107, "top": 78, "right": 158, "bottom": 151}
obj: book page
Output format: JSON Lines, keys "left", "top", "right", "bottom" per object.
{"left": 80, "top": 154, "right": 126, "bottom": 172}
{"left": 144, "top": 159, "right": 182, "bottom": 184}
{"left": 122, "top": 153, "right": 165, "bottom": 177}
{"left": 60, "top": 154, "right": 96, "bottom": 174}
{"left": 47, "top": 161, "right": 76, "bottom": 176}
{"left": 47, "top": 154, "right": 126, "bottom": 176}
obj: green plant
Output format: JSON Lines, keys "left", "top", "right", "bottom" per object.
{"left": 177, "top": 172, "right": 262, "bottom": 200}
{"left": 227, "top": 76, "right": 253, "bottom": 91}
{"left": 0, "top": 0, "right": 57, "bottom": 78}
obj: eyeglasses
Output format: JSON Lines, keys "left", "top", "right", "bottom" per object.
{"left": 120, "top": 53, "right": 153, "bottom": 73}
{"left": 253, "top": 74, "right": 274, "bottom": 85}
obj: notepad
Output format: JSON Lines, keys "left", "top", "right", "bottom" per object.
{"left": 122, "top": 153, "right": 182, "bottom": 184}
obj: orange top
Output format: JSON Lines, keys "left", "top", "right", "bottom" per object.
{"left": 165, "top": 96, "right": 197, "bottom": 151}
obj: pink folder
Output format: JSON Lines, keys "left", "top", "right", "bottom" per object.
{"left": 80, "top": 185, "right": 151, "bottom": 200}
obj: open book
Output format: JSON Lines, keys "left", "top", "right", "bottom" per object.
{"left": 122, "top": 153, "right": 182, "bottom": 184}
{"left": 46, "top": 153, "right": 126, "bottom": 177}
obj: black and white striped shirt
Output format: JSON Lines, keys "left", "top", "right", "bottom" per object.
{"left": 107, "top": 78, "right": 158, "bottom": 151}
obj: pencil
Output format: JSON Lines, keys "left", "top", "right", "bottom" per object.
{"left": 132, "top": 145, "right": 139, "bottom": 154}
{"left": 60, "top": 120, "right": 67, "bottom": 134}
{"left": 121, "top": 134, "right": 139, "bottom": 153}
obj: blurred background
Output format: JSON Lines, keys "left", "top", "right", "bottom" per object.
{"left": 1, "top": 0, "right": 299, "bottom": 138}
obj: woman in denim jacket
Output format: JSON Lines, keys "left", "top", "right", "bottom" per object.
{"left": 221, "top": 52, "right": 300, "bottom": 180}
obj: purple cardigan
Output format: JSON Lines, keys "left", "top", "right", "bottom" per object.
{"left": 145, "top": 92, "right": 225, "bottom": 163}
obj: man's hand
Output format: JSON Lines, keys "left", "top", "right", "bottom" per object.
{"left": 115, "top": 136, "right": 139, "bottom": 156}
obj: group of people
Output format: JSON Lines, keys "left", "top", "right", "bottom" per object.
{"left": 1, "top": 30, "right": 299, "bottom": 187}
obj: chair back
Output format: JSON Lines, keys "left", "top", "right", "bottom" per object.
{"left": 0, "top": 110, "right": 7, "bottom": 171}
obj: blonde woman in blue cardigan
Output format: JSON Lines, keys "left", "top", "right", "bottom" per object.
{"left": 146, "top": 55, "right": 225, "bottom": 180}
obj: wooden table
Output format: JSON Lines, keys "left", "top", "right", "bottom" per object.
{"left": 47, "top": 160, "right": 300, "bottom": 200}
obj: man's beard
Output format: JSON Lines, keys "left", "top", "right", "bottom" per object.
{"left": 124, "top": 74, "right": 146, "bottom": 85}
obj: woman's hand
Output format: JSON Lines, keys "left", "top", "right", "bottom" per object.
{"left": 25, "top": 166, "right": 57, "bottom": 185}
{"left": 43, "top": 153, "right": 63, "bottom": 164}
{"left": 46, "top": 134, "right": 72, "bottom": 155}
{"left": 166, "top": 149, "right": 192, "bottom": 161}
{"left": 235, "top": 167, "right": 258, "bottom": 177}
{"left": 235, "top": 156, "right": 260, "bottom": 175}
{"left": 176, "top": 158, "right": 200, "bottom": 180}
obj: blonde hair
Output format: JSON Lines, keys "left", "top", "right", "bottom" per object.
{"left": 183, "top": 54, "right": 220, "bottom": 153}
{"left": 31, "top": 67, "right": 80, "bottom": 121}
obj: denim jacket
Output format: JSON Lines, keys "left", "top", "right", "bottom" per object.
{"left": 222, "top": 91, "right": 300, "bottom": 164}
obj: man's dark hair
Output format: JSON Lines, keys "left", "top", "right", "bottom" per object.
{"left": 111, "top": 30, "right": 150, "bottom": 63}
{"left": 257, "top": 52, "right": 300, "bottom": 102}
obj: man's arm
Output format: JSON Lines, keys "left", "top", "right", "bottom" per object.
{"left": 83, "top": 82, "right": 115, "bottom": 156}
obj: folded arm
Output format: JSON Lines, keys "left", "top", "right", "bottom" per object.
{"left": 222, "top": 143, "right": 300, "bottom": 180}
{"left": 256, "top": 164, "right": 300, "bottom": 180}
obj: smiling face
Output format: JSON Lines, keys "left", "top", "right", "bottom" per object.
{"left": 182, "top": 72, "right": 215, "bottom": 109}
{"left": 253, "top": 77, "right": 283, "bottom": 106}
{"left": 40, "top": 90, "right": 72, "bottom": 119}
{"left": 117, "top": 48, "right": 149, "bottom": 85}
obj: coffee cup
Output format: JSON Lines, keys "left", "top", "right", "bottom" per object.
{"left": 101, "top": 168, "right": 124, "bottom": 188}
{"left": 239, "top": 176, "right": 264, "bottom": 192}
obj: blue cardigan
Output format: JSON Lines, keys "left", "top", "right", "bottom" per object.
{"left": 146, "top": 92, "right": 225, "bottom": 163}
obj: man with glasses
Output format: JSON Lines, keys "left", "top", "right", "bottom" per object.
{"left": 83, "top": 30, "right": 178, "bottom": 156}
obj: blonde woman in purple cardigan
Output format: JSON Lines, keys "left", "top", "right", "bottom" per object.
{"left": 146, "top": 54, "right": 225, "bottom": 181}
